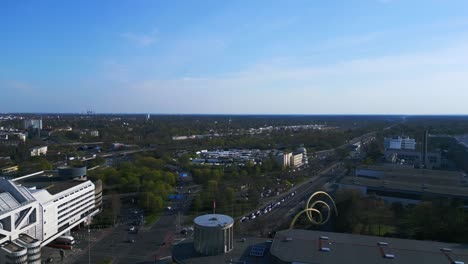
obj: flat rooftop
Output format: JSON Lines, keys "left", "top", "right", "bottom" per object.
{"left": 339, "top": 165, "right": 468, "bottom": 198}
{"left": 13, "top": 171, "right": 87, "bottom": 195}
{"left": 172, "top": 237, "right": 272, "bottom": 264}
{"left": 194, "top": 214, "right": 234, "bottom": 228}
{"left": 358, "top": 165, "right": 464, "bottom": 181}
{"left": 271, "top": 229, "right": 468, "bottom": 264}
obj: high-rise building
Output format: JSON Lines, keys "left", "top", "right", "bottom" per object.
{"left": 422, "top": 130, "right": 429, "bottom": 168}
{"left": 23, "top": 119, "right": 42, "bottom": 130}
{"left": 277, "top": 153, "right": 292, "bottom": 168}
{"left": 290, "top": 153, "right": 303, "bottom": 168}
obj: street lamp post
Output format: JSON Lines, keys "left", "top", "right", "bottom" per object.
{"left": 88, "top": 226, "right": 91, "bottom": 264}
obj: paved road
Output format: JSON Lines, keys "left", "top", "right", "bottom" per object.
{"left": 73, "top": 185, "right": 196, "bottom": 264}
{"left": 70, "top": 210, "right": 177, "bottom": 264}
{"left": 239, "top": 163, "right": 345, "bottom": 235}
{"left": 238, "top": 123, "right": 402, "bottom": 235}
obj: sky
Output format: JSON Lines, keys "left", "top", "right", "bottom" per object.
{"left": 1, "top": 0, "right": 468, "bottom": 114}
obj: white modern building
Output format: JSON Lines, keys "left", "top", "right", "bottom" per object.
{"left": 290, "top": 153, "right": 303, "bottom": 168}
{"left": 0, "top": 168, "right": 102, "bottom": 262}
{"left": 384, "top": 137, "right": 416, "bottom": 150}
{"left": 297, "top": 147, "right": 309, "bottom": 165}
{"left": 30, "top": 146, "right": 47, "bottom": 157}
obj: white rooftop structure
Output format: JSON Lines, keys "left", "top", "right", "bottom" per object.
{"left": 194, "top": 214, "right": 234, "bottom": 228}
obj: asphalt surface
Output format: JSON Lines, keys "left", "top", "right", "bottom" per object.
{"left": 75, "top": 212, "right": 176, "bottom": 264}
{"left": 72, "top": 186, "right": 196, "bottom": 264}
{"left": 238, "top": 162, "right": 345, "bottom": 235}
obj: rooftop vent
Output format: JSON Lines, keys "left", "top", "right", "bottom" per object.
{"left": 320, "top": 247, "right": 331, "bottom": 252}
{"left": 378, "top": 242, "right": 395, "bottom": 259}
{"left": 319, "top": 236, "right": 331, "bottom": 252}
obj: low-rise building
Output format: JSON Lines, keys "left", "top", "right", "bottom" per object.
{"left": 271, "top": 229, "right": 468, "bottom": 264}
{"left": 89, "top": 130, "right": 99, "bottom": 137}
{"left": 338, "top": 165, "right": 468, "bottom": 204}
{"left": 384, "top": 149, "right": 442, "bottom": 169}
{"left": 30, "top": 146, "right": 47, "bottom": 157}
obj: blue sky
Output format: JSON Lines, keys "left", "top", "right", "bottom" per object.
{"left": 1, "top": 0, "right": 468, "bottom": 114}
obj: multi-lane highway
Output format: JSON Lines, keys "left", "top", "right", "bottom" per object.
{"left": 238, "top": 161, "right": 345, "bottom": 235}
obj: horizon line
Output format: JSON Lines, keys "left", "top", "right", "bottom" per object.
{"left": 1, "top": 112, "right": 468, "bottom": 117}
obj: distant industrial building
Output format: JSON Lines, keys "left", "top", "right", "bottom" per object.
{"left": 23, "top": 119, "right": 42, "bottom": 130}
{"left": 89, "top": 130, "right": 99, "bottom": 137}
{"left": 384, "top": 131, "right": 441, "bottom": 169}
{"left": 30, "top": 146, "right": 47, "bottom": 157}
{"left": 270, "top": 229, "right": 468, "bottom": 264}
{"left": 338, "top": 165, "right": 468, "bottom": 204}
{"left": 384, "top": 136, "right": 416, "bottom": 150}
{"left": 384, "top": 149, "right": 442, "bottom": 169}
{"left": 0, "top": 167, "right": 102, "bottom": 261}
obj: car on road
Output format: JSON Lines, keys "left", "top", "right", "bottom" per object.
{"left": 129, "top": 226, "right": 135, "bottom": 231}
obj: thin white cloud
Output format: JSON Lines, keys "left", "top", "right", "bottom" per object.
{"left": 109, "top": 37, "right": 468, "bottom": 114}
{"left": 3, "top": 80, "right": 35, "bottom": 91}
{"left": 121, "top": 30, "right": 158, "bottom": 47}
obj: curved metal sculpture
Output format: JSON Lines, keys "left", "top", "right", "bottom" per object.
{"left": 290, "top": 191, "right": 338, "bottom": 229}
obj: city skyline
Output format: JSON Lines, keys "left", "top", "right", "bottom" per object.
{"left": 1, "top": 0, "right": 468, "bottom": 114}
